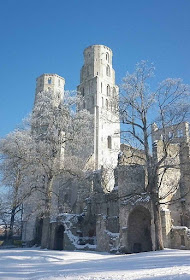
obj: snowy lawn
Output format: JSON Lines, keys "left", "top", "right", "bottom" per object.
{"left": 0, "top": 248, "right": 190, "bottom": 280}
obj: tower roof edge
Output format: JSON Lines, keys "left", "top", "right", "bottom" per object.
{"left": 36, "top": 73, "right": 65, "bottom": 81}
{"left": 84, "top": 44, "right": 112, "bottom": 54}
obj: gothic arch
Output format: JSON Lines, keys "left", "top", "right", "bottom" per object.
{"left": 127, "top": 206, "right": 152, "bottom": 253}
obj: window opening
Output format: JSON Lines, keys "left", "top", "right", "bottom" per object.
{"left": 178, "top": 129, "right": 183, "bottom": 138}
{"left": 102, "top": 97, "right": 104, "bottom": 107}
{"left": 107, "top": 136, "right": 112, "bottom": 149}
{"left": 168, "top": 132, "right": 174, "bottom": 139}
{"left": 82, "top": 88, "right": 85, "bottom": 96}
{"left": 106, "top": 65, "right": 110, "bottom": 76}
{"left": 48, "top": 77, "right": 52, "bottom": 84}
{"left": 106, "top": 52, "right": 109, "bottom": 63}
{"left": 107, "top": 85, "right": 110, "bottom": 96}
{"left": 106, "top": 99, "right": 108, "bottom": 110}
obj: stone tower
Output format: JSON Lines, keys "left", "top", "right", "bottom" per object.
{"left": 35, "top": 73, "right": 65, "bottom": 107}
{"left": 77, "top": 45, "right": 120, "bottom": 190}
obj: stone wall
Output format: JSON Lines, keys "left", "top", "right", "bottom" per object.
{"left": 171, "top": 226, "right": 190, "bottom": 249}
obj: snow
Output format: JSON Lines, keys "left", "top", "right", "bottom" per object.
{"left": 52, "top": 213, "right": 96, "bottom": 250}
{"left": 0, "top": 248, "right": 190, "bottom": 280}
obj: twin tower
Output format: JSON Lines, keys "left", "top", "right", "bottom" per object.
{"left": 35, "top": 45, "right": 120, "bottom": 187}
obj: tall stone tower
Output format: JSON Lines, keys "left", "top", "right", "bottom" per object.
{"left": 77, "top": 45, "right": 120, "bottom": 190}
{"left": 33, "top": 73, "right": 66, "bottom": 162}
{"left": 35, "top": 73, "right": 65, "bottom": 107}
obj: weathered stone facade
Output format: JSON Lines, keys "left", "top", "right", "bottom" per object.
{"left": 22, "top": 45, "right": 190, "bottom": 253}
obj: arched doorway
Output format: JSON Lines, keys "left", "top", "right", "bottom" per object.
{"left": 54, "top": 225, "right": 65, "bottom": 250}
{"left": 128, "top": 206, "right": 152, "bottom": 253}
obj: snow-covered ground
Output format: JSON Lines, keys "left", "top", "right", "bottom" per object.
{"left": 0, "top": 248, "right": 190, "bottom": 280}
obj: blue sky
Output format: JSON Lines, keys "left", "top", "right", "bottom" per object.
{"left": 0, "top": 0, "right": 190, "bottom": 137}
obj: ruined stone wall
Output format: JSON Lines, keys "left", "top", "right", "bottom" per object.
{"left": 153, "top": 138, "right": 190, "bottom": 230}
{"left": 179, "top": 142, "right": 190, "bottom": 228}
{"left": 119, "top": 144, "right": 146, "bottom": 165}
{"left": 154, "top": 141, "right": 181, "bottom": 226}
{"left": 152, "top": 122, "right": 189, "bottom": 144}
{"left": 171, "top": 226, "right": 190, "bottom": 249}
{"left": 117, "top": 165, "right": 155, "bottom": 252}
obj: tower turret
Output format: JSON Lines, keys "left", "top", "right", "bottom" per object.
{"left": 77, "top": 45, "right": 120, "bottom": 190}
{"left": 35, "top": 73, "right": 65, "bottom": 107}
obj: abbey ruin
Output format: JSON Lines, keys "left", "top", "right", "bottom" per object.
{"left": 22, "top": 45, "right": 190, "bottom": 253}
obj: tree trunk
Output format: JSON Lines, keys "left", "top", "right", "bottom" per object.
{"left": 8, "top": 207, "right": 16, "bottom": 241}
{"left": 41, "top": 216, "right": 50, "bottom": 249}
{"left": 152, "top": 196, "right": 164, "bottom": 250}
{"left": 40, "top": 176, "right": 53, "bottom": 249}
{"left": 148, "top": 173, "right": 164, "bottom": 251}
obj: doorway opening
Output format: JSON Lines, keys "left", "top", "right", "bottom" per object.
{"left": 54, "top": 225, "right": 65, "bottom": 250}
{"left": 128, "top": 206, "right": 152, "bottom": 253}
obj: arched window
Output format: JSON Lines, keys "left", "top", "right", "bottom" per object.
{"left": 106, "top": 65, "right": 110, "bottom": 76}
{"left": 107, "top": 136, "right": 112, "bottom": 149}
{"left": 58, "top": 79, "right": 60, "bottom": 86}
{"left": 107, "top": 85, "right": 110, "bottom": 96}
{"left": 102, "top": 97, "right": 104, "bottom": 107}
{"left": 101, "top": 82, "right": 102, "bottom": 93}
{"left": 48, "top": 77, "right": 52, "bottom": 84}
{"left": 106, "top": 99, "right": 108, "bottom": 110}
{"left": 106, "top": 52, "right": 109, "bottom": 63}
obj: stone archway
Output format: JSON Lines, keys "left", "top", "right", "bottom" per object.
{"left": 128, "top": 206, "right": 152, "bottom": 253}
{"left": 54, "top": 225, "right": 65, "bottom": 250}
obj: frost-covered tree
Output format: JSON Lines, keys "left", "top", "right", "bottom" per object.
{"left": 0, "top": 89, "right": 93, "bottom": 247}
{"left": 119, "top": 61, "right": 190, "bottom": 250}
{"left": 30, "top": 89, "right": 93, "bottom": 248}
{"left": 0, "top": 129, "right": 35, "bottom": 240}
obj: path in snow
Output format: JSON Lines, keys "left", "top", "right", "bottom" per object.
{"left": 0, "top": 248, "right": 190, "bottom": 280}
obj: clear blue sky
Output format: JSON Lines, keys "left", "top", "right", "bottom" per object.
{"left": 0, "top": 0, "right": 190, "bottom": 137}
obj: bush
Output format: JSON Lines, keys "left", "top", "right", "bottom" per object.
{"left": 13, "top": 240, "right": 22, "bottom": 247}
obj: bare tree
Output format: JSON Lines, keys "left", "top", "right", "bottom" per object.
{"left": 119, "top": 61, "right": 190, "bottom": 250}
{"left": 0, "top": 129, "right": 34, "bottom": 241}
